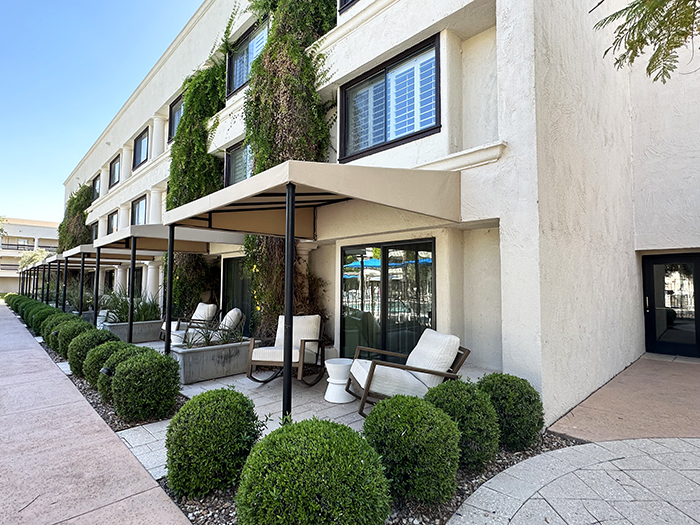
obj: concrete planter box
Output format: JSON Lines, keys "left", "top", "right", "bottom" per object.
{"left": 104, "top": 320, "right": 162, "bottom": 343}
{"left": 172, "top": 340, "right": 249, "bottom": 384}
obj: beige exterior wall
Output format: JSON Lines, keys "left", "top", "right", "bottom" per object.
{"left": 0, "top": 218, "right": 59, "bottom": 294}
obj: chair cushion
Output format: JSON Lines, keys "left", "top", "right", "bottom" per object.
{"left": 251, "top": 346, "right": 319, "bottom": 365}
{"left": 192, "top": 303, "right": 217, "bottom": 322}
{"left": 171, "top": 330, "right": 187, "bottom": 345}
{"left": 350, "top": 359, "right": 428, "bottom": 398}
{"left": 220, "top": 308, "right": 243, "bottom": 331}
{"left": 405, "top": 329, "right": 460, "bottom": 388}
{"left": 273, "top": 315, "right": 321, "bottom": 352}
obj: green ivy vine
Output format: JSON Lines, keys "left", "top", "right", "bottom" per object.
{"left": 58, "top": 184, "right": 92, "bottom": 252}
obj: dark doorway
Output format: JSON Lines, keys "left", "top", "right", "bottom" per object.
{"left": 642, "top": 254, "right": 699, "bottom": 358}
{"left": 222, "top": 257, "right": 252, "bottom": 337}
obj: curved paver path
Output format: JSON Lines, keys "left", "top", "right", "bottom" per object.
{"left": 449, "top": 438, "right": 700, "bottom": 524}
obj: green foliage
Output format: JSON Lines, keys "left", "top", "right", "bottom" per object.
{"left": 166, "top": 389, "right": 263, "bottom": 497}
{"left": 30, "top": 307, "right": 61, "bottom": 333}
{"left": 112, "top": 352, "right": 181, "bottom": 422}
{"left": 83, "top": 341, "right": 133, "bottom": 387}
{"left": 67, "top": 329, "right": 120, "bottom": 377}
{"left": 594, "top": 0, "right": 700, "bottom": 83}
{"left": 167, "top": 253, "right": 219, "bottom": 318}
{"left": 425, "top": 380, "right": 500, "bottom": 471}
{"left": 4, "top": 293, "right": 18, "bottom": 307}
{"left": 58, "top": 185, "right": 92, "bottom": 252}
{"left": 65, "top": 274, "right": 94, "bottom": 312}
{"left": 97, "top": 345, "right": 155, "bottom": 403}
{"left": 100, "top": 288, "right": 161, "bottom": 323}
{"left": 477, "top": 373, "right": 545, "bottom": 451}
{"left": 18, "top": 249, "right": 49, "bottom": 270}
{"left": 249, "top": 0, "right": 336, "bottom": 49}
{"left": 57, "top": 320, "right": 94, "bottom": 359}
{"left": 362, "top": 395, "right": 460, "bottom": 503}
{"left": 43, "top": 315, "right": 76, "bottom": 350}
{"left": 236, "top": 418, "right": 390, "bottom": 525}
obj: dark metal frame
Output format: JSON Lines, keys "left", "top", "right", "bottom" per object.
{"left": 132, "top": 128, "right": 149, "bottom": 170}
{"left": 226, "top": 19, "right": 269, "bottom": 98}
{"left": 107, "top": 211, "right": 118, "bottom": 235}
{"left": 168, "top": 94, "right": 184, "bottom": 143}
{"left": 131, "top": 195, "right": 147, "bottom": 226}
{"left": 92, "top": 175, "right": 101, "bottom": 202}
{"left": 338, "top": 0, "right": 359, "bottom": 14}
{"left": 109, "top": 155, "right": 121, "bottom": 188}
{"left": 338, "top": 34, "right": 441, "bottom": 163}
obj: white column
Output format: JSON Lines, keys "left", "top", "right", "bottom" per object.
{"left": 146, "top": 262, "right": 161, "bottom": 300}
{"left": 118, "top": 204, "right": 130, "bottom": 231}
{"left": 148, "top": 188, "right": 164, "bottom": 224}
{"left": 33, "top": 238, "right": 39, "bottom": 250}
{"left": 152, "top": 116, "right": 166, "bottom": 158}
{"left": 158, "top": 262, "right": 164, "bottom": 309}
{"left": 141, "top": 266, "right": 148, "bottom": 296}
{"left": 121, "top": 146, "right": 133, "bottom": 180}
{"left": 98, "top": 216, "right": 108, "bottom": 238}
{"left": 98, "top": 268, "right": 107, "bottom": 294}
{"left": 100, "top": 166, "right": 110, "bottom": 197}
{"left": 116, "top": 265, "right": 128, "bottom": 293}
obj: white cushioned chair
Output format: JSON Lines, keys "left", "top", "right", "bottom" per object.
{"left": 172, "top": 307, "right": 244, "bottom": 346}
{"left": 346, "top": 328, "right": 470, "bottom": 416}
{"left": 247, "top": 314, "right": 325, "bottom": 385}
{"left": 164, "top": 302, "right": 219, "bottom": 343}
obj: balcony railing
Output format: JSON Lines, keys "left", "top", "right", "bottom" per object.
{"left": 0, "top": 244, "right": 57, "bottom": 252}
{"left": 0, "top": 263, "right": 19, "bottom": 271}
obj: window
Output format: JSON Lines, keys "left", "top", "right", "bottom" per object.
{"left": 168, "top": 95, "right": 184, "bottom": 142}
{"left": 226, "top": 22, "right": 269, "bottom": 96}
{"left": 109, "top": 156, "right": 120, "bottom": 188}
{"left": 340, "top": 37, "right": 439, "bottom": 161}
{"left": 131, "top": 196, "right": 147, "bottom": 226}
{"left": 225, "top": 143, "right": 253, "bottom": 187}
{"left": 18, "top": 239, "right": 28, "bottom": 246}
{"left": 339, "top": 0, "right": 358, "bottom": 12}
{"left": 133, "top": 128, "right": 149, "bottom": 169}
{"left": 90, "top": 222, "right": 98, "bottom": 241}
{"left": 91, "top": 175, "right": 100, "bottom": 201}
{"left": 107, "top": 211, "right": 118, "bottom": 234}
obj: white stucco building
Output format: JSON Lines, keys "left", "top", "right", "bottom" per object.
{"left": 0, "top": 218, "right": 58, "bottom": 294}
{"left": 63, "top": 0, "right": 700, "bottom": 423}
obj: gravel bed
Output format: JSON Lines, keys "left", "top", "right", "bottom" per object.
{"left": 159, "top": 431, "right": 583, "bottom": 525}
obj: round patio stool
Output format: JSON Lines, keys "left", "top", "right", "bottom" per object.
{"left": 324, "top": 358, "right": 355, "bottom": 404}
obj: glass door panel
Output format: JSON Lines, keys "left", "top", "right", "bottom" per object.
{"left": 223, "top": 258, "right": 252, "bottom": 337}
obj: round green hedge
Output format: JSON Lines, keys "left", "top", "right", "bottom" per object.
{"left": 477, "top": 373, "right": 544, "bottom": 451}
{"left": 97, "top": 346, "right": 155, "bottom": 403}
{"left": 46, "top": 317, "right": 76, "bottom": 351}
{"left": 112, "top": 352, "right": 180, "bottom": 422}
{"left": 18, "top": 298, "right": 37, "bottom": 318}
{"left": 30, "top": 307, "right": 61, "bottom": 333}
{"left": 40, "top": 313, "right": 74, "bottom": 346}
{"left": 67, "top": 329, "right": 120, "bottom": 377}
{"left": 236, "top": 419, "right": 391, "bottom": 525}
{"left": 363, "top": 395, "right": 460, "bottom": 503}
{"left": 425, "top": 380, "right": 500, "bottom": 471}
{"left": 84, "top": 341, "right": 132, "bottom": 387}
{"left": 166, "top": 389, "right": 263, "bottom": 497}
{"left": 57, "top": 320, "right": 94, "bottom": 359}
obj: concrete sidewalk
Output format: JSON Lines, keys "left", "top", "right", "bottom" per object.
{"left": 0, "top": 304, "right": 190, "bottom": 525}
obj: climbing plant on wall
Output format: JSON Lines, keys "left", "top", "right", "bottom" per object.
{"left": 243, "top": 0, "right": 336, "bottom": 339}
{"left": 58, "top": 184, "right": 92, "bottom": 252}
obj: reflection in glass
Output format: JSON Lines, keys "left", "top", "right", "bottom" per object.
{"left": 342, "top": 246, "right": 381, "bottom": 357}
{"left": 653, "top": 263, "right": 695, "bottom": 345}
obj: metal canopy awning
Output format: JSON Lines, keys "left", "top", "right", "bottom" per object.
{"left": 93, "top": 224, "right": 245, "bottom": 252}
{"left": 163, "top": 160, "right": 460, "bottom": 238}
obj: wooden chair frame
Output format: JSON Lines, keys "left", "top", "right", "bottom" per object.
{"left": 246, "top": 319, "right": 326, "bottom": 386}
{"left": 345, "top": 344, "right": 471, "bottom": 417}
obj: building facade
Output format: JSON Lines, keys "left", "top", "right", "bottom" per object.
{"left": 63, "top": 0, "right": 700, "bottom": 423}
{"left": 0, "top": 218, "right": 58, "bottom": 294}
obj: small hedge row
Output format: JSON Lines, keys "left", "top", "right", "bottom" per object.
{"left": 67, "top": 329, "right": 120, "bottom": 377}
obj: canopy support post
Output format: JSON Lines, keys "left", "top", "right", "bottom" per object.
{"left": 78, "top": 253, "right": 86, "bottom": 316}
{"left": 127, "top": 238, "right": 137, "bottom": 343}
{"left": 93, "top": 248, "right": 101, "bottom": 326}
{"left": 282, "top": 182, "right": 296, "bottom": 420}
{"left": 164, "top": 225, "right": 175, "bottom": 355}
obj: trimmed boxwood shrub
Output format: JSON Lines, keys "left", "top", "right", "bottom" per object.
{"left": 84, "top": 341, "right": 132, "bottom": 387}
{"left": 4, "top": 293, "right": 18, "bottom": 308}
{"left": 18, "top": 298, "right": 37, "bottom": 318}
{"left": 40, "top": 313, "right": 74, "bottom": 345}
{"left": 45, "top": 317, "right": 76, "bottom": 350}
{"left": 166, "top": 389, "right": 264, "bottom": 497}
{"left": 57, "top": 320, "right": 94, "bottom": 359}
{"left": 30, "top": 307, "right": 60, "bottom": 333}
{"left": 67, "top": 329, "right": 120, "bottom": 377}
{"left": 363, "top": 395, "right": 460, "bottom": 503}
{"left": 97, "top": 346, "right": 155, "bottom": 403}
{"left": 477, "top": 373, "right": 544, "bottom": 451}
{"left": 425, "top": 380, "right": 500, "bottom": 471}
{"left": 112, "top": 352, "right": 180, "bottom": 422}
{"left": 236, "top": 418, "right": 391, "bottom": 525}
{"left": 22, "top": 303, "right": 45, "bottom": 328}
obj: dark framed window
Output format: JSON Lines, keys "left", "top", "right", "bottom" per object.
{"left": 90, "top": 222, "right": 98, "bottom": 241}
{"left": 131, "top": 196, "right": 147, "bottom": 226}
{"left": 168, "top": 95, "right": 184, "bottom": 142}
{"left": 226, "top": 21, "right": 269, "bottom": 96}
{"left": 91, "top": 175, "right": 100, "bottom": 201}
{"left": 109, "top": 156, "right": 120, "bottom": 188}
{"left": 107, "top": 211, "right": 118, "bottom": 234}
{"left": 133, "top": 128, "right": 149, "bottom": 169}
{"left": 225, "top": 143, "right": 252, "bottom": 187}
{"left": 339, "top": 0, "right": 358, "bottom": 13}
{"left": 340, "top": 35, "right": 440, "bottom": 162}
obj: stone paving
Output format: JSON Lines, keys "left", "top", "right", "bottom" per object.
{"left": 449, "top": 438, "right": 700, "bottom": 524}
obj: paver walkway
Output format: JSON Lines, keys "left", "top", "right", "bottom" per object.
{"left": 449, "top": 438, "right": 700, "bottom": 524}
{"left": 0, "top": 304, "right": 190, "bottom": 525}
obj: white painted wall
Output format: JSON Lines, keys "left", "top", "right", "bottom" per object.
{"left": 462, "top": 26, "right": 498, "bottom": 150}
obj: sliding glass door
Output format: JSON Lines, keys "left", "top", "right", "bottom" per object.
{"left": 341, "top": 239, "right": 434, "bottom": 358}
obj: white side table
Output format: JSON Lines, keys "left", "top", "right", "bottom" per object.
{"left": 324, "top": 358, "right": 355, "bottom": 404}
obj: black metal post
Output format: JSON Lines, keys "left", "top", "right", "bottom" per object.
{"left": 282, "top": 182, "right": 295, "bottom": 420}
{"left": 55, "top": 260, "right": 61, "bottom": 308}
{"left": 93, "top": 248, "right": 101, "bottom": 326}
{"left": 78, "top": 253, "right": 86, "bottom": 316}
{"left": 19, "top": 270, "right": 23, "bottom": 295}
{"left": 62, "top": 258, "right": 68, "bottom": 312}
{"left": 33, "top": 267, "right": 38, "bottom": 300}
{"left": 45, "top": 262, "right": 51, "bottom": 305}
{"left": 164, "top": 225, "right": 175, "bottom": 355}
{"left": 41, "top": 264, "right": 46, "bottom": 303}
{"left": 127, "top": 238, "right": 137, "bottom": 343}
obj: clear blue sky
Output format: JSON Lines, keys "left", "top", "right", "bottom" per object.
{"left": 0, "top": 0, "right": 204, "bottom": 223}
